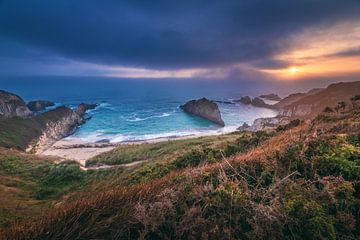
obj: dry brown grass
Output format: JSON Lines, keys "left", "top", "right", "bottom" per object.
{"left": 2, "top": 105, "right": 359, "bottom": 239}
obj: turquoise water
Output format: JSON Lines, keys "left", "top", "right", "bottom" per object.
{"left": 1, "top": 77, "right": 278, "bottom": 142}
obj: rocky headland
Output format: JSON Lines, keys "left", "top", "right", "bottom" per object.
{"left": 181, "top": 98, "right": 225, "bottom": 126}
{"left": 0, "top": 89, "right": 97, "bottom": 153}
{"left": 0, "top": 90, "right": 32, "bottom": 118}
{"left": 240, "top": 81, "right": 360, "bottom": 131}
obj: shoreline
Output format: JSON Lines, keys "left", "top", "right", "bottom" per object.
{"left": 39, "top": 129, "right": 236, "bottom": 166}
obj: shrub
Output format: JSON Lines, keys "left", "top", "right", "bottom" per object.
{"left": 347, "top": 134, "right": 360, "bottom": 147}
{"left": 323, "top": 106, "right": 334, "bottom": 113}
{"left": 284, "top": 192, "right": 336, "bottom": 240}
{"left": 351, "top": 95, "right": 360, "bottom": 101}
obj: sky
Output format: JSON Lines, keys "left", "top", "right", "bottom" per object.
{"left": 0, "top": 0, "right": 360, "bottom": 82}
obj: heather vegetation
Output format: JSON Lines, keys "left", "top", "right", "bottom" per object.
{"left": 1, "top": 100, "right": 360, "bottom": 239}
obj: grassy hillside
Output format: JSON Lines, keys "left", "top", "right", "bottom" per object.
{"left": 1, "top": 100, "right": 359, "bottom": 239}
{"left": 87, "top": 132, "right": 260, "bottom": 166}
{"left": 0, "top": 149, "right": 122, "bottom": 228}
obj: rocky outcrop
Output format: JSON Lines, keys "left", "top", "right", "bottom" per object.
{"left": 181, "top": 98, "right": 225, "bottom": 126}
{"left": 234, "top": 96, "right": 275, "bottom": 109}
{"left": 238, "top": 116, "right": 290, "bottom": 132}
{"left": 252, "top": 97, "right": 271, "bottom": 108}
{"left": 234, "top": 96, "right": 252, "bottom": 105}
{"left": 28, "top": 107, "right": 82, "bottom": 152}
{"left": 27, "top": 100, "right": 55, "bottom": 112}
{"left": 27, "top": 103, "right": 97, "bottom": 153}
{"left": 75, "top": 103, "right": 98, "bottom": 117}
{"left": 259, "top": 93, "right": 282, "bottom": 101}
{"left": 0, "top": 90, "right": 32, "bottom": 118}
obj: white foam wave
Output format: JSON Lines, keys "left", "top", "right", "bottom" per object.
{"left": 125, "top": 112, "right": 172, "bottom": 122}
{"left": 67, "top": 124, "right": 242, "bottom": 144}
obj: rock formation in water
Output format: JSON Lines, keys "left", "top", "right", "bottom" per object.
{"left": 181, "top": 98, "right": 225, "bottom": 126}
{"left": 251, "top": 97, "right": 272, "bottom": 108}
{"left": 234, "top": 96, "right": 274, "bottom": 109}
{"left": 27, "top": 100, "right": 55, "bottom": 112}
{"left": 76, "top": 103, "right": 98, "bottom": 117}
{"left": 258, "top": 93, "right": 282, "bottom": 101}
{"left": 234, "top": 96, "right": 252, "bottom": 105}
{"left": 0, "top": 90, "right": 32, "bottom": 118}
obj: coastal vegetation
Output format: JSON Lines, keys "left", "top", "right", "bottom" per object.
{"left": 1, "top": 96, "right": 359, "bottom": 239}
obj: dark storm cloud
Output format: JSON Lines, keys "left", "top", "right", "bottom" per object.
{"left": 327, "top": 47, "right": 360, "bottom": 58}
{"left": 0, "top": 0, "right": 359, "bottom": 70}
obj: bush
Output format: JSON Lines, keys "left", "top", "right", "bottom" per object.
{"left": 323, "top": 106, "right": 334, "bottom": 113}
{"left": 347, "top": 134, "right": 360, "bottom": 147}
{"left": 351, "top": 95, "right": 360, "bottom": 101}
{"left": 284, "top": 192, "right": 336, "bottom": 240}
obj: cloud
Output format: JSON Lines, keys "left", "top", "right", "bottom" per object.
{"left": 1, "top": 0, "right": 360, "bottom": 73}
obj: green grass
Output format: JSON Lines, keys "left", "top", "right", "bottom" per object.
{"left": 0, "top": 152, "right": 102, "bottom": 227}
{"left": 88, "top": 132, "right": 254, "bottom": 166}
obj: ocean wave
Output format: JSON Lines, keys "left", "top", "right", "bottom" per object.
{"left": 124, "top": 112, "right": 172, "bottom": 122}
{"left": 68, "top": 125, "right": 241, "bottom": 144}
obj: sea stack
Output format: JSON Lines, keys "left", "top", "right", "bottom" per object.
{"left": 259, "top": 93, "right": 282, "bottom": 101}
{"left": 27, "top": 100, "right": 55, "bottom": 112}
{"left": 181, "top": 98, "right": 225, "bottom": 126}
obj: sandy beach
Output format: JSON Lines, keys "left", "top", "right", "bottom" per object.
{"left": 39, "top": 131, "right": 233, "bottom": 166}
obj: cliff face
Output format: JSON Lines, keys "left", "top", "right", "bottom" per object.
{"left": 278, "top": 81, "right": 360, "bottom": 119}
{"left": 27, "top": 106, "right": 83, "bottom": 153}
{"left": 0, "top": 90, "right": 32, "bottom": 118}
{"left": 181, "top": 98, "right": 225, "bottom": 126}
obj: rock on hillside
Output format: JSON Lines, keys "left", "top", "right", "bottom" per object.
{"left": 27, "top": 100, "right": 55, "bottom": 112}
{"left": 181, "top": 98, "right": 225, "bottom": 126}
{"left": 0, "top": 90, "right": 32, "bottom": 118}
{"left": 238, "top": 117, "right": 290, "bottom": 132}
{"left": 279, "top": 81, "right": 360, "bottom": 119}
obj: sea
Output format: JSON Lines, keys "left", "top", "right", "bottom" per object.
{"left": 1, "top": 76, "right": 282, "bottom": 143}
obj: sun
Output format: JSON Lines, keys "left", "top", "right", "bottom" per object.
{"left": 289, "top": 67, "right": 300, "bottom": 74}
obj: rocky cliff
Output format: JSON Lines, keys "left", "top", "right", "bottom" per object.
{"left": 27, "top": 103, "right": 97, "bottom": 153}
{"left": 181, "top": 98, "right": 225, "bottom": 126}
{"left": 0, "top": 90, "right": 32, "bottom": 118}
{"left": 278, "top": 81, "right": 360, "bottom": 119}
{"left": 27, "top": 106, "right": 83, "bottom": 153}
